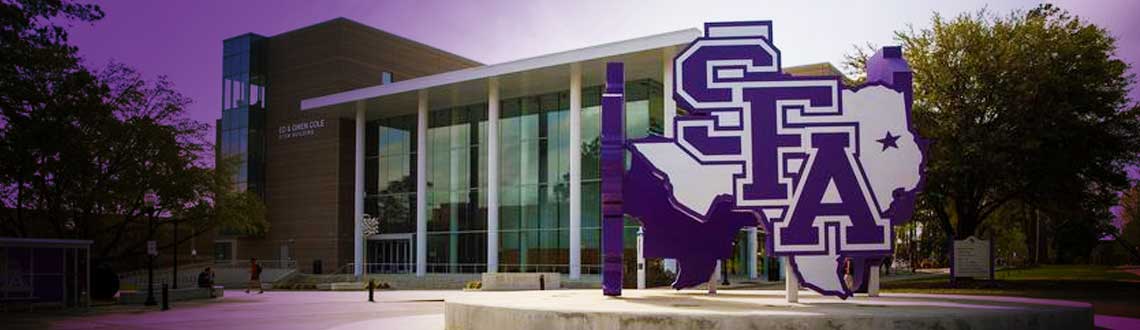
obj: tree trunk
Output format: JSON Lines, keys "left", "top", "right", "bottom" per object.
{"left": 15, "top": 176, "right": 26, "bottom": 237}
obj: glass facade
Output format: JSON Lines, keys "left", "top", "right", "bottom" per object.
{"left": 218, "top": 34, "right": 267, "bottom": 195}
{"left": 365, "top": 79, "right": 664, "bottom": 274}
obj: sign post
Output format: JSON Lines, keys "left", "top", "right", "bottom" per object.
{"left": 784, "top": 257, "right": 798, "bottom": 303}
{"left": 952, "top": 236, "right": 994, "bottom": 280}
{"left": 145, "top": 240, "right": 157, "bottom": 306}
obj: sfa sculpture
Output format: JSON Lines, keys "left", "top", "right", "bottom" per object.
{"left": 603, "top": 21, "right": 927, "bottom": 299}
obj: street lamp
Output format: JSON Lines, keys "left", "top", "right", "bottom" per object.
{"left": 172, "top": 215, "right": 179, "bottom": 289}
{"left": 144, "top": 193, "right": 158, "bottom": 306}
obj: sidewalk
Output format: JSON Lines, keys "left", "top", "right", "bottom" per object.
{"left": 7, "top": 290, "right": 460, "bottom": 330}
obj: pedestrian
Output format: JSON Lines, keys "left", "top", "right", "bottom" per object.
{"left": 246, "top": 258, "right": 264, "bottom": 294}
{"left": 843, "top": 258, "right": 855, "bottom": 292}
{"left": 198, "top": 267, "right": 217, "bottom": 297}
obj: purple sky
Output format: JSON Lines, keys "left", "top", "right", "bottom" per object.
{"left": 66, "top": 1, "right": 1138, "bottom": 224}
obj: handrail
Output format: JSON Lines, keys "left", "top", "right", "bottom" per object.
{"left": 213, "top": 259, "right": 297, "bottom": 269}
{"left": 336, "top": 262, "right": 603, "bottom": 275}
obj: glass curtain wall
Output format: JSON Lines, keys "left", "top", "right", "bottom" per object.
{"left": 219, "top": 34, "right": 267, "bottom": 195}
{"left": 365, "top": 79, "right": 662, "bottom": 274}
{"left": 580, "top": 80, "right": 663, "bottom": 274}
{"left": 426, "top": 104, "right": 488, "bottom": 273}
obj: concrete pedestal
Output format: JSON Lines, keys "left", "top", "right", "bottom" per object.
{"left": 444, "top": 289, "right": 1092, "bottom": 330}
{"left": 480, "top": 272, "right": 560, "bottom": 291}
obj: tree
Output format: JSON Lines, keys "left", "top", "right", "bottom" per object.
{"left": 1121, "top": 185, "right": 1140, "bottom": 248}
{"left": 0, "top": 0, "right": 104, "bottom": 237}
{"left": 0, "top": 0, "right": 267, "bottom": 264}
{"left": 846, "top": 5, "right": 1140, "bottom": 248}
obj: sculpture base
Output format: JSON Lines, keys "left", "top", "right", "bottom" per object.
{"left": 444, "top": 289, "right": 1092, "bottom": 330}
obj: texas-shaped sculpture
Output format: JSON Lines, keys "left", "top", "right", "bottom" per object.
{"left": 622, "top": 21, "right": 928, "bottom": 299}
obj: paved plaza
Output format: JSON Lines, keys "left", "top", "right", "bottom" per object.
{"left": 4, "top": 288, "right": 1140, "bottom": 329}
{"left": 8, "top": 290, "right": 456, "bottom": 330}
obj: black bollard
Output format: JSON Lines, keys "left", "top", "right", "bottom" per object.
{"left": 367, "top": 280, "right": 375, "bottom": 302}
{"left": 161, "top": 283, "right": 169, "bottom": 311}
{"left": 539, "top": 275, "right": 545, "bottom": 291}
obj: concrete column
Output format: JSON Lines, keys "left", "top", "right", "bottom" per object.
{"left": 868, "top": 265, "right": 880, "bottom": 297}
{"left": 636, "top": 227, "right": 645, "bottom": 289}
{"left": 708, "top": 260, "right": 720, "bottom": 295}
{"left": 568, "top": 63, "right": 583, "bottom": 280}
{"left": 784, "top": 256, "right": 798, "bottom": 302}
{"left": 662, "top": 46, "right": 677, "bottom": 138}
{"left": 486, "top": 78, "right": 500, "bottom": 274}
{"left": 416, "top": 90, "right": 428, "bottom": 277}
{"left": 747, "top": 227, "right": 759, "bottom": 279}
{"left": 353, "top": 101, "right": 365, "bottom": 278}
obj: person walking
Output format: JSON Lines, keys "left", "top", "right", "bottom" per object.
{"left": 843, "top": 258, "right": 855, "bottom": 292}
{"left": 246, "top": 258, "right": 264, "bottom": 294}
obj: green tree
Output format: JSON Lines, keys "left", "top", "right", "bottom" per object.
{"left": 846, "top": 5, "right": 1140, "bottom": 250}
{"left": 1121, "top": 185, "right": 1140, "bottom": 250}
{"left": 0, "top": 0, "right": 104, "bottom": 236}
{"left": 0, "top": 0, "right": 267, "bottom": 263}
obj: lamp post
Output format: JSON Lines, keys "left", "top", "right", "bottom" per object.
{"left": 172, "top": 216, "right": 178, "bottom": 289}
{"left": 144, "top": 193, "right": 158, "bottom": 306}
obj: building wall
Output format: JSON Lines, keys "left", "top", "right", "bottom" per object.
{"left": 233, "top": 18, "right": 479, "bottom": 273}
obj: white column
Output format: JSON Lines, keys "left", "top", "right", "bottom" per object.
{"left": 708, "top": 260, "right": 720, "bottom": 295}
{"left": 784, "top": 256, "right": 798, "bottom": 303}
{"left": 662, "top": 46, "right": 677, "bottom": 138}
{"left": 415, "top": 90, "right": 428, "bottom": 277}
{"left": 353, "top": 101, "right": 365, "bottom": 278}
{"left": 568, "top": 63, "right": 583, "bottom": 280}
{"left": 661, "top": 46, "right": 679, "bottom": 275}
{"left": 636, "top": 227, "right": 645, "bottom": 289}
{"left": 747, "top": 227, "right": 759, "bottom": 279}
{"left": 486, "top": 78, "right": 500, "bottom": 274}
{"left": 869, "top": 265, "right": 881, "bottom": 297}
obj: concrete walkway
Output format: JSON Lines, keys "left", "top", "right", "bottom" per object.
{"left": 6, "top": 288, "right": 1137, "bottom": 330}
{"left": 10, "top": 290, "right": 459, "bottom": 330}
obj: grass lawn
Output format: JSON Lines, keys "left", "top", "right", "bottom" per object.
{"left": 883, "top": 265, "right": 1140, "bottom": 317}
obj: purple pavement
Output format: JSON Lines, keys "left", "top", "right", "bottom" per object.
{"left": 5, "top": 289, "right": 1133, "bottom": 329}
{"left": 40, "top": 290, "right": 458, "bottom": 330}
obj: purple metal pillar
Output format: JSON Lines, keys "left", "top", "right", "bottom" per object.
{"left": 601, "top": 62, "right": 625, "bottom": 296}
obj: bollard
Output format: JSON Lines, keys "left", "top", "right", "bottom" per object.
{"left": 367, "top": 280, "right": 375, "bottom": 302}
{"left": 539, "top": 275, "right": 545, "bottom": 291}
{"left": 161, "top": 283, "right": 169, "bottom": 311}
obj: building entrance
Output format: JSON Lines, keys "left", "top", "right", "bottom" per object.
{"left": 367, "top": 234, "right": 413, "bottom": 274}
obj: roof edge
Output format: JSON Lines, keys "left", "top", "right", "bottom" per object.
{"left": 301, "top": 28, "right": 701, "bottom": 111}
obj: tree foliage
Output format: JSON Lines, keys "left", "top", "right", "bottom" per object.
{"left": 1122, "top": 185, "right": 1140, "bottom": 247}
{"left": 847, "top": 5, "right": 1140, "bottom": 254}
{"left": 0, "top": 0, "right": 267, "bottom": 262}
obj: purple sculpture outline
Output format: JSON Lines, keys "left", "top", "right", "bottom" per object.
{"left": 618, "top": 20, "right": 928, "bottom": 299}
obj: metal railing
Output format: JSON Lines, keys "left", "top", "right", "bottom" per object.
{"left": 338, "top": 262, "right": 603, "bottom": 275}
{"left": 213, "top": 259, "right": 297, "bottom": 269}
{"left": 118, "top": 269, "right": 204, "bottom": 290}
